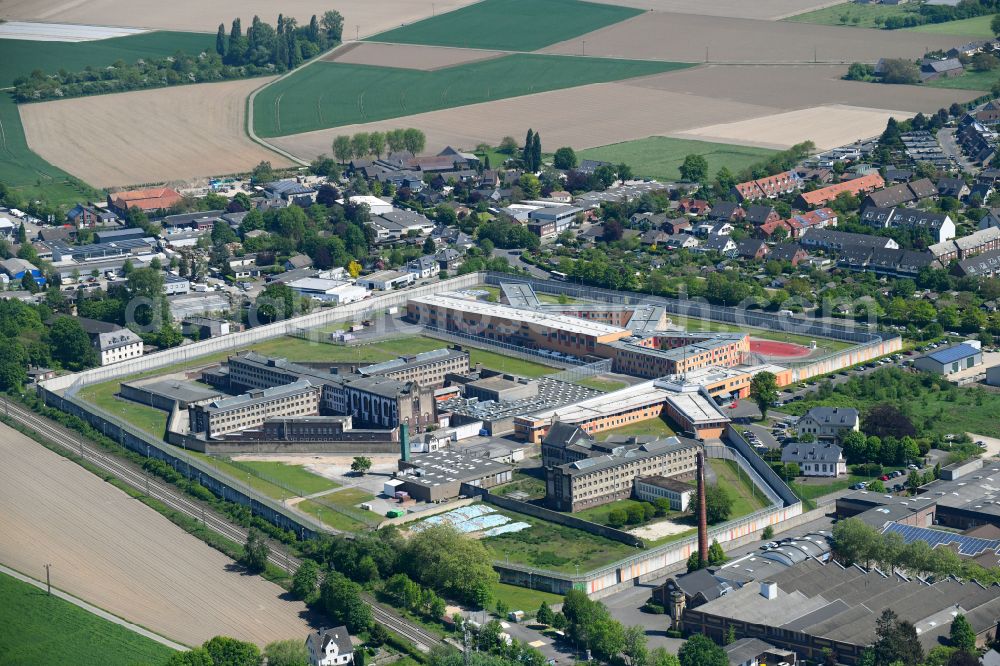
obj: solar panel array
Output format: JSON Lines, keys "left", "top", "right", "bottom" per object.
{"left": 882, "top": 522, "right": 1000, "bottom": 557}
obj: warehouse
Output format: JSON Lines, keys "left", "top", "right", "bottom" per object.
{"left": 395, "top": 450, "right": 513, "bottom": 502}
{"left": 912, "top": 340, "right": 983, "bottom": 376}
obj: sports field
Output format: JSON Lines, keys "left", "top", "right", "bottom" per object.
{"left": 368, "top": 0, "right": 643, "bottom": 51}
{"left": 578, "top": 136, "right": 777, "bottom": 182}
{"left": 253, "top": 54, "right": 687, "bottom": 137}
{"left": 0, "top": 571, "right": 176, "bottom": 666}
{"left": 0, "top": 95, "right": 96, "bottom": 205}
{"left": 0, "top": 31, "right": 215, "bottom": 88}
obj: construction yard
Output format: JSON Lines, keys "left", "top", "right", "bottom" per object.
{"left": 0, "top": 423, "right": 313, "bottom": 647}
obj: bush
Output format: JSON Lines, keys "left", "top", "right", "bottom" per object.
{"left": 608, "top": 508, "right": 628, "bottom": 528}
{"left": 641, "top": 601, "right": 665, "bottom": 614}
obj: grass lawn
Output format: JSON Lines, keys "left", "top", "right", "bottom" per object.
{"left": 674, "top": 316, "right": 855, "bottom": 352}
{"left": 575, "top": 377, "right": 628, "bottom": 392}
{"left": 907, "top": 15, "right": 996, "bottom": 37}
{"left": 783, "top": 2, "right": 916, "bottom": 28}
{"left": 536, "top": 293, "right": 580, "bottom": 304}
{"left": 253, "top": 54, "right": 689, "bottom": 136}
{"left": 578, "top": 137, "right": 777, "bottom": 183}
{"left": 572, "top": 497, "right": 684, "bottom": 526}
{"left": 76, "top": 380, "right": 167, "bottom": 437}
{"left": 367, "top": 0, "right": 643, "bottom": 51}
{"left": 494, "top": 470, "right": 547, "bottom": 499}
{"left": 0, "top": 571, "right": 176, "bottom": 665}
{"left": 485, "top": 509, "right": 637, "bottom": 572}
{"left": 491, "top": 582, "right": 563, "bottom": 613}
{"left": 709, "top": 459, "right": 769, "bottom": 516}
{"left": 233, "top": 460, "right": 339, "bottom": 495}
{"left": 191, "top": 452, "right": 298, "bottom": 500}
{"left": 925, "top": 67, "right": 1000, "bottom": 92}
{"left": 297, "top": 498, "right": 373, "bottom": 532}
{"left": 600, "top": 416, "right": 676, "bottom": 440}
{"left": 0, "top": 31, "right": 215, "bottom": 88}
{"left": 0, "top": 94, "right": 101, "bottom": 206}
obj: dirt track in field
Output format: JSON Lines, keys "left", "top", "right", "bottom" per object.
{"left": 0, "top": 423, "right": 313, "bottom": 647}
{"left": 0, "top": 0, "right": 478, "bottom": 37}
{"left": 539, "top": 12, "right": 968, "bottom": 63}
{"left": 19, "top": 78, "right": 292, "bottom": 188}
{"left": 324, "top": 42, "right": 508, "bottom": 70}
{"left": 585, "top": 0, "right": 843, "bottom": 20}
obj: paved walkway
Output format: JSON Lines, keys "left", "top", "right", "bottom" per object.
{"left": 0, "top": 563, "right": 189, "bottom": 652}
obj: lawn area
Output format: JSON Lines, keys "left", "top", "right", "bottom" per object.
{"left": 674, "top": 316, "right": 855, "bottom": 352}
{"left": 907, "top": 15, "right": 995, "bottom": 37}
{"left": 76, "top": 379, "right": 167, "bottom": 437}
{"left": 485, "top": 509, "right": 637, "bottom": 572}
{"left": 536, "top": 293, "right": 580, "bottom": 304}
{"left": 191, "top": 452, "right": 298, "bottom": 500}
{"left": 368, "top": 0, "right": 643, "bottom": 51}
{"left": 600, "top": 416, "right": 676, "bottom": 440}
{"left": 0, "top": 31, "right": 216, "bottom": 88}
{"left": 494, "top": 470, "right": 547, "bottom": 499}
{"left": 298, "top": 498, "right": 374, "bottom": 532}
{"left": 783, "top": 2, "right": 916, "bottom": 28}
{"left": 924, "top": 67, "right": 1000, "bottom": 92}
{"left": 491, "top": 582, "right": 563, "bottom": 613}
{"left": 575, "top": 377, "right": 628, "bottom": 392}
{"left": 0, "top": 571, "right": 176, "bottom": 665}
{"left": 572, "top": 497, "right": 684, "bottom": 526}
{"left": 0, "top": 94, "right": 100, "bottom": 205}
{"left": 231, "top": 460, "right": 339, "bottom": 495}
{"left": 709, "top": 459, "right": 769, "bottom": 516}
{"left": 253, "top": 54, "right": 689, "bottom": 137}
{"left": 578, "top": 137, "right": 777, "bottom": 183}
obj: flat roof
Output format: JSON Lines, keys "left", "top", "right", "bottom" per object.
{"left": 665, "top": 389, "right": 729, "bottom": 425}
{"left": 410, "top": 293, "right": 629, "bottom": 338}
{"left": 637, "top": 475, "right": 695, "bottom": 493}
{"left": 527, "top": 379, "right": 671, "bottom": 423}
{"left": 398, "top": 450, "right": 512, "bottom": 487}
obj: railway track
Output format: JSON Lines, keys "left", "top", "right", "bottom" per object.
{"left": 0, "top": 398, "right": 444, "bottom": 653}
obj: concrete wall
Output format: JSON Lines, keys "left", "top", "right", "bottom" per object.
{"left": 172, "top": 434, "right": 399, "bottom": 455}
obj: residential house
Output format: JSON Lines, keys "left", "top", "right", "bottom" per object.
{"left": 769, "top": 243, "right": 809, "bottom": 266}
{"left": 860, "top": 206, "right": 955, "bottom": 243}
{"left": 783, "top": 442, "right": 847, "bottom": 477}
{"left": 929, "top": 226, "right": 1000, "bottom": 263}
{"left": 884, "top": 168, "right": 913, "bottom": 183}
{"left": 969, "top": 181, "right": 994, "bottom": 206}
{"left": 578, "top": 159, "right": 611, "bottom": 175}
{"left": 678, "top": 199, "right": 711, "bottom": 216}
{"left": 796, "top": 407, "right": 859, "bottom": 440}
{"left": 976, "top": 99, "right": 1000, "bottom": 125}
{"left": 708, "top": 201, "right": 746, "bottom": 222}
{"left": 919, "top": 57, "right": 964, "bottom": 82}
{"left": 407, "top": 255, "right": 439, "bottom": 279}
{"left": 789, "top": 207, "right": 838, "bottom": 232}
{"left": 285, "top": 254, "right": 314, "bottom": 271}
{"left": 77, "top": 317, "right": 143, "bottom": 366}
{"left": 958, "top": 247, "right": 1000, "bottom": 277}
{"left": 757, "top": 218, "right": 795, "bottom": 240}
{"left": 664, "top": 233, "right": 700, "bottom": 250}
{"left": 937, "top": 177, "right": 969, "bottom": 199}
{"left": 736, "top": 238, "right": 768, "bottom": 261}
{"left": 797, "top": 173, "right": 886, "bottom": 208}
{"left": 306, "top": 627, "right": 354, "bottom": 666}
{"left": 435, "top": 248, "right": 463, "bottom": 271}
{"left": 371, "top": 210, "right": 435, "bottom": 242}
{"left": 862, "top": 178, "right": 936, "bottom": 209}
{"left": 979, "top": 209, "right": 1000, "bottom": 229}
{"left": 67, "top": 203, "right": 118, "bottom": 228}
{"left": 107, "top": 187, "right": 182, "bottom": 216}
{"left": 799, "top": 228, "right": 899, "bottom": 252}
{"left": 732, "top": 170, "right": 803, "bottom": 201}
{"left": 641, "top": 229, "right": 672, "bottom": 247}
{"left": 700, "top": 235, "right": 737, "bottom": 256}
{"left": 745, "top": 205, "right": 780, "bottom": 227}
{"left": 631, "top": 212, "right": 667, "bottom": 228}
{"left": 663, "top": 217, "right": 692, "bottom": 235}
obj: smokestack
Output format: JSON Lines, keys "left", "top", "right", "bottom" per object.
{"left": 400, "top": 424, "right": 411, "bottom": 462}
{"left": 697, "top": 449, "right": 708, "bottom": 567}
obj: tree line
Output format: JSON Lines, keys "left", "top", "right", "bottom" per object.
{"left": 332, "top": 128, "right": 427, "bottom": 162}
{"left": 13, "top": 11, "right": 343, "bottom": 102}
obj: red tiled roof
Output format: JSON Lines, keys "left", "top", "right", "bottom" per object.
{"left": 798, "top": 173, "right": 885, "bottom": 207}
{"left": 112, "top": 187, "right": 182, "bottom": 211}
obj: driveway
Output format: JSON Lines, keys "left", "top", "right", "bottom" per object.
{"left": 490, "top": 248, "right": 551, "bottom": 279}
{"left": 967, "top": 434, "right": 1000, "bottom": 459}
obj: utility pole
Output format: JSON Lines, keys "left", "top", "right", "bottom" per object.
{"left": 44, "top": 564, "right": 52, "bottom": 595}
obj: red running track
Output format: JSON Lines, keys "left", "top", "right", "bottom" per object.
{"left": 750, "top": 338, "right": 812, "bottom": 358}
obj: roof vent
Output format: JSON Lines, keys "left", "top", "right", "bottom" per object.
{"left": 760, "top": 581, "right": 778, "bottom": 600}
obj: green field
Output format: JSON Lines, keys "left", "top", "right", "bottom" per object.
{"left": 0, "top": 94, "right": 99, "bottom": 204}
{"left": 233, "top": 461, "right": 339, "bottom": 495}
{"left": 491, "top": 582, "right": 563, "bottom": 613}
{"left": 675, "top": 316, "right": 856, "bottom": 353}
{"left": 600, "top": 416, "right": 676, "bottom": 440}
{"left": 77, "top": 379, "right": 168, "bottom": 437}
{"left": 578, "top": 137, "right": 778, "bottom": 183}
{"left": 907, "top": 15, "right": 995, "bottom": 37}
{"left": 784, "top": 2, "right": 915, "bottom": 28}
{"left": 709, "top": 459, "right": 769, "bottom": 516}
{"left": 298, "top": 498, "right": 373, "bottom": 532}
{"left": 368, "top": 0, "right": 643, "bottom": 51}
{"left": 925, "top": 67, "right": 1000, "bottom": 91}
{"left": 575, "top": 377, "right": 628, "bottom": 392}
{"left": 0, "top": 571, "right": 176, "bottom": 665}
{"left": 254, "top": 54, "right": 689, "bottom": 137}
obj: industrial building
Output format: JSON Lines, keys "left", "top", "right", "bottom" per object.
{"left": 189, "top": 380, "right": 321, "bottom": 438}
{"left": 287, "top": 277, "right": 369, "bottom": 304}
{"left": 912, "top": 340, "right": 983, "bottom": 376}
{"left": 358, "top": 347, "right": 470, "bottom": 388}
{"left": 406, "top": 294, "right": 633, "bottom": 356}
{"left": 395, "top": 449, "right": 513, "bottom": 502}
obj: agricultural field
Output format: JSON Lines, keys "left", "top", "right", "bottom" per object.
{"left": 584, "top": 0, "right": 849, "bottom": 20}
{"left": 907, "top": 15, "right": 995, "bottom": 37}
{"left": 0, "top": 95, "right": 95, "bottom": 205}
{"left": 0, "top": 31, "right": 215, "bottom": 88}
{"left": 783, "top": 3, "right": 916, "bottom": 29}
{"left": 253, "top": 54, "right": 689, "bottom": 137}
{"left": 578, "top": 136, "right": 778, "bottom": 183}
{"left": 0, "top": 423, "right": 312, "bottom": 647}
{"left": 326, "top": 42, "right": 507, "bottom": 70}
{"left": 20, "top": 77, "right": 291, "bottom": 188}
{"left": 2, "top": 0, "right": 478, "bottom": 37}
{"left": 367, "top": 0, "right": 643, "bottom": 51}
{"left": 0, "top": 572, "right": 176, "bottom": 666}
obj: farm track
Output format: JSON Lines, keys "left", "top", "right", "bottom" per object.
{"left": 0, "top": 397, "right": 446, "bottom": 653}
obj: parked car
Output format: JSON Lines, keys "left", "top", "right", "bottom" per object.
{"left": 880, "top": 475, "right": 890, "bottom": 481}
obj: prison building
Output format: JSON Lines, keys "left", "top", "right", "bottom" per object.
{"left": 358, "top": 347, "right": 470, "bottom": 388}
{"left": 189, "top": 380, "right": 320, "bottom": 438}
{"left": 603, "top": 332, "right": 750, "bottom": 378}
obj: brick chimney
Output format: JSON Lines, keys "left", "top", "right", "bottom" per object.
{"left": 697, "top": 449, "right": 708, "bottom": 567}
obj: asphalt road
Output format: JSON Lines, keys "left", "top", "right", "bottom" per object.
{"left": 490, "top": 248, "right": 551, "bottom": 279}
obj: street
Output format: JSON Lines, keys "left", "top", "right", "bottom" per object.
{"left": 490, "top": 248, "right": 551, "bottom": 279}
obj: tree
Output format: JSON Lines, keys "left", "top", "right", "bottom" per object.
{"left": 291, "top": 559, "right": 320, "bottom": 601}
{"left": 322, "top": 10, "right": 344, "bottom": 41}
{"left": 523, "top": 129, "right": 534, "bottom": 168}
{"left": 536, "top": 601, "right": 554, "bottom": 626}
{"left": 749, "top": 371, "right": 778, "bottom": 419}
{"left": 762, "top": 525, "right": 774, "bottom": 540}
{"left": 832, "top": 517, "right": 880, "bottom": 567}
{"left": 368, "top": 131, "right": 386, "bottom": 158}
{"left": 498, "top": 136, "right": 518, "bottom": 154}
{"left": 679, "top": 154, "right": 709, "bottom": 182}
{"left": 48, "top": 316, "right": 97, "bottom": 371}
{"left": 21, "top": 271, "right": 39, "bottom": 293}
{"left": 347, "top": 260, "right": 362, "bottom": 278}
{"left": 846, "top": 62, "right": 874, "bottom": 81}
{"left": 689, "top": 485, "right": 733, "bottom": 525}
{"left": 16, "top": 222, "right": 26, "bottom": 244}
{"left": 715, "top": 166, "right": 735, "bottom": 193}
{"left": 265, "top": 639, "right": 309, "bottom": 666}
{"left": 255, "top": 282, "right": 299, "bottom": 324}
{"left": 351, "top": 456, "right": 373, "bottom": 475}
{"left": 608, "top": 507, "right": 628, "bottom": 527}
{"left": 216, "top": 23, "right": 227, "bottom": 56}
{"left": 879, "top": 59, "right": 920, "bottom": 85}
{"left": 242, "top": 528, "right": 269, "bottom": 573}
{"left": 708, "top": 540, "right": 726, "bottom": 566}
{"left": 250, "top": 160, "right": 274, "bottom": 184}
{"left": 949, "top": 613, "right": 976, "bottom": 653}
{"left": 653, "top": 497, "right": 672, "bottom": 517}
{"left": 351, "top": 132, "right": 370, "bottom": 159}
{"left": 519, "top": 173, "right": 541, "bottom": 199}
{"left": 531, "top": 132, "right": 542, "bottom": 172}
{"left": 784, "top": 462, "right": 801, "bottom": 479}
{"left": 333, "top": 135, "right": 353, "bottom": 162}
{"left": 495, "top": 598, "right": 509, "bottom": 619}
{"left": 404, "top": 525, "right": 499, "bottom": 606}
{"left": 623, "top": 625, "right": 648, "bottom": 666}
{"left": 678, "top": 634, "right": 728, "bottom": 666}
{"left": 553, "top": 146, "right": 577, "bottom": 170}
{"left": 873, "top": 609, "right": 923, "bottom": 666}
{"left": 165, "top": 648, "right": 215, "bottom": 666}
{"left": 202, "top": 636, "right": 261, "bottom": 666}
{"left": 686, "top": 551, "right": 705, "bottom": 572}
{"left": 649, "top": 648, "right": 681, "bottom": 666}
{"left": 992, "top": 12, "right": 1000, "bottom": 38}
{"left": 211, "top": 220, "right": 238, "bottom": 246}
{"left": 322, "top": 571, "right": 372, "bottom": 632}
{"left": 403, "top": 128, "right": 426, "bottom": 155}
